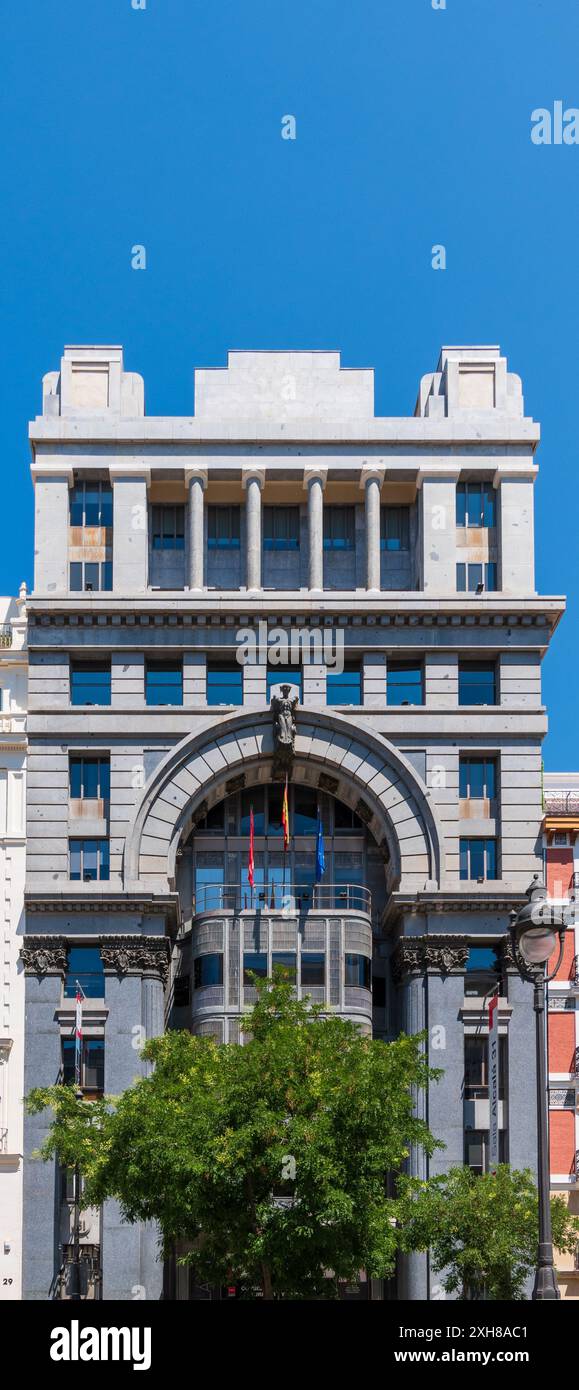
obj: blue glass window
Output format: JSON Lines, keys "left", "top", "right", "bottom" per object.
{"left": 195, "top": 855, "right": 224, "bottom": 911}
{"left": 69, "top": 560, "right": 112, "bottom": 592}
{"left": 380, "top": 506, "right": 410, "bottom": 551}
{"left": 459, "top": 838, "right": 498, "bottom": 882}
{"left": 323, "top": 506, "right": 355, "bottom": 550}
{"left": 70, "top": 662, "right": 111, "bottom": 706}
{"left": 263, "top": 507, "right": 300, "bottom": 549}
{"left": 459, "top": 758, "right": 497, "bottom": 800}
{"left": 208, "top": 506, "right": 240, "bottom": 548}
{"left": 272, "top": 951, "right": 297, "bottom": 982}
{"left": 301, "top": 953, "right": 325, "bottom": 986}
{"left": 240, "top": 788, "right": 265, "bottom": 835}
{"left": 456, "top": 482, "right": 496, "bottom": 528}
{"left": 69, "top": 756, "right": 110, "bottom": 801}
{"left": 207, "top": 664, "right": 243, "bottom": 706}
{"left": 243, "top": 953, "right": 268, "bottom": 983}
{"left": 345, "top": 953, "right": 371, "bottom": 989}
{"left": 266, "top": 667, "right": 302, "bottom": 701}
{"left": 62, "top": 1039, "right": 105, "bottom": 1091}
{"left": 145, "top": 660, "right": 183, "bottom": 706}
{"left": 151, "top": 505, "right": 185, "bottom": 551}
{"left": 387, "top": 663, "right": 424, "bottom": 706}
{"left": 69, "top": 839, "right": 110, "bottom": 883}
{"left": 194, "top": 954, "right": 223, "bottom": 988}
{"left": 458, "top": 663, "right": 496, "bottom": 706}
{"left": 64, "top": 945, "right": 105, "bottom": 999}
{"left": 456, "top": 562, "right": 498, "bottom": 593}
{"left": 327, "top": 663, "right": 361, "bottom": 706}
{"left": 70, "top": 482, "right": 113, "bottom": 528}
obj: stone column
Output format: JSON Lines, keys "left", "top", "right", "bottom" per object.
{"left": 242, "top": 470, "right": 264, "bottom": 592}
{"left": 99, "top": 934, "right": 169, "bottom": 1300}
{"left": 110, "top": 469, "right": 150, "bottom": 594}
{"left": 391, "top": 938, "right": 428, "bottom": 1301}
{"left": 304, "top": 468, "right": 327, "bottom": 592}
{"left": 185, "top": 469, "right": 207, "bottom": 591}
{"left": 32, "top": 469, "right": 73, "bottom": 595}
{"left": 418, "top": 472, "right": 458, "bottom": 595}
{"left": 361, "top": 468, "right": 384, "bottom": 591}
{"left": 20, "top": 936, "right": 68, "bottom": 1300}
{"left": 496, "top": 472, "right": 536, "bottom": 596}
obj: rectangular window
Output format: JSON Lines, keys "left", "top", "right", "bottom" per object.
{"left": 465, "top": 945, "right": 501, "bottom": 997}
{"left": 69, "top": 559, "right": 112, "bottom": 593}
{"left": 206, "top": 663, "right": 243, "bottom": 706}
{"left": 464, "top": 1129, "right": 506, "bottom": 1175}
{"left": 70, "top": 661, "right": 111, "bottom": 707}
{"left": 459, "top": 757, "right": 497, "bottom": 801}
{"left": 62, "top": 1039, "right": 105, "bottom": 1092}
{"left": 173, "top": 975, "right": 190, "bottom": 1007}
{"left": 266, "top": 667, "right": 302, "bottom": 701}
{"left": 243, "top": 952, "right": 268, "bottom": 984}
{"left": 387, "top": 662, "right": 424, "bottom": 706}
{"left": 193, "top": 954, "right": 224, "bottom": 988}
{"left": 195, "top": 853, "right": 224, "bottom": 911}
{"left": 456, "top": 482, "right": 496, "bottom": 529}
{"left": 301, "top": 953, "right": 325, "bottom": 987}
{"left": 69, "top": 839, "right": 110, "bottom": 883}
{"left": 151, "top": 504, "right": 185, "bottom": 551}
{"left": 323, "top": 506, "right": 355, "bottom": 550}
{"left": 145, "top": 660, "right": 183, "bottom": 706}
{"left": 345, "top": 953, "right": 371, "bottom": 989}
{"left": 380, "top": 506, "right": 410, "bottom": 551}
{"left": 263, "top": 506, "right": 300, "bottom": 550}
{"left": 327, "top": 662, "right": 361, "bottom": 706}
{"left": 272, "top": 951, "right": 297, "bottom": 982}
{"left": 207, "top": 505, "right": 241, "bottom": 549}
{"left": 459, "top": 838, "right": 498, "bottom": 882}
{"left": 458, "top": 662, "right": 497, "bottom": 706}
{"left": 69, "top": 756, "right": 110, "bottom": 802}
{"left": 464, "top": 1037, "right": 505, "bottom": 1100}
{"left": 456, "top": 562, "right": 497, "bottom": 593}
{"left": 64, "top": 945, "right": 105, "bottom": 999}
{"left": 70, "top": 481, "right": 113, "bottom": 528}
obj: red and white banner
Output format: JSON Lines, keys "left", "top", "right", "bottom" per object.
{"left": 488, "top": 993, "right": 500, "bottom": 1172}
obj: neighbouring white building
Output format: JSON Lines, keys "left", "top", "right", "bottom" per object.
{"left": 0, "top": 586, "right": 27, "bottom": 1300}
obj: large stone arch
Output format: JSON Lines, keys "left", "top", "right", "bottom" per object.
{"left": 124, "top": 710, "right": 447, "bottom": 897}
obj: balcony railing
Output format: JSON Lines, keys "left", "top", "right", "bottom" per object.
{"left": 545, "top": 792, "right": 579, "bottom": 816}
{"left": 574, "top": 1047, "right": 579, "bottom": 1078}
{"left": 193, "top": 882, "right": 372, "bottom": 915}
{"left": 0, "top": 626, "right": 12, "bottom": 650}
{"left": 0, "top": 1127, "right": 7, "bottom": 1153}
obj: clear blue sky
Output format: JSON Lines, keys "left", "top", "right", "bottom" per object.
{"left": 2, "top": 0, "right": 577, "bottom": 766}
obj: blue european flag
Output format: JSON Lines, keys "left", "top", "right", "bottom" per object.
{"left": 315, "top": 808, "right": 325, "bottom": 882}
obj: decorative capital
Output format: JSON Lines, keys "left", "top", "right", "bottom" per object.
{"left": 391, "top": 935, "right": 470, "bottom": 984}
{"left": 20, "top": 936, "right": 69, "bottom": 976}
{"left": 99, "top": 935, "right": 171, "bottom": 988}
{"left": 498, "top": 935, "right": 518, "bottom": 972}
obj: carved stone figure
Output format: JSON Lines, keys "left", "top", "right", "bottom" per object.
{"left": 271, "top": 683, "right": 298, "bottom": 757}
{"left": 20, "top": 936, "right": 69, "bottom": 976}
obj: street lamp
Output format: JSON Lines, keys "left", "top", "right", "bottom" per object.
{"left": 510, "top": 874, "right": 570, "bottom": 1301}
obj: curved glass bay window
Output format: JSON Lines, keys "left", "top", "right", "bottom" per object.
{"left": 178, "top": 781, "right": 379, "bottom": 1040}
{"left": 189, "top": 784, "right": 372, "bottom": 914}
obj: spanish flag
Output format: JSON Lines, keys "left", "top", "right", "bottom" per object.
{"left": 281, "top": 776, "right": 290, "bottom": 850}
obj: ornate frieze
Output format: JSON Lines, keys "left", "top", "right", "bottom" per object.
{"left": 20, "top": 936, "right": 68, "bottom": 976}
{"left": 391, "top": 935, "right": 469, "bottom": 983}
{"left": 99, "top": 935, "right": 171, "bottom": 987}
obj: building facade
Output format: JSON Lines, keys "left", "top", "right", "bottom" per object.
{"left": 21, "top": 343, "right": 564, "bottom": 1300}
{"left": 543, "top": 772, "right": 579, "bottom": 1299}
{"left": 0, "top": 589, "right": 27, "bottom": 1300}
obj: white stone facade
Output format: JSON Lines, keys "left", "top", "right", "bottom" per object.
{"left": 0, "top": 589, "right": 27, "bottom": 1301}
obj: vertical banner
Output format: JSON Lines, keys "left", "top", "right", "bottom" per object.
{"left": 488, "top": 993, "right": 499, "bottom": 1172}
{"left": 74, "top": 981, "right": 84, "bottom": 1089}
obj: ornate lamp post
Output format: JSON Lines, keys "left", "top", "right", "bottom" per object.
{"left": 509, "top": 875, "right": 570, "bottom": 1301}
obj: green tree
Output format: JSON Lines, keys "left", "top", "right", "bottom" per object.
{"left": 27, "top": 977, "right": 441, "bottom": 1300}
{"left": 398, "top": 1163, "right": 579, "bottom": 1300}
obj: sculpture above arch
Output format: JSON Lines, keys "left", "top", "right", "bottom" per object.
{"left": 124, "top": 709, "right": 447, "bottom": 897}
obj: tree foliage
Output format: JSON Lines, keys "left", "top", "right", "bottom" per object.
{"left": 27, "top": 977, "right": 440, "bottom": 1299}
{"left": 398, "top": 1163, "right": 579, "bottom": 1300}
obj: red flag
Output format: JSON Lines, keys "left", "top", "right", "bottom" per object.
{"left": 248, "top": 805, "right": 255, "bottom": 888}
{"left": 282, "top": 777, "right": 290, "bottom": 850}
